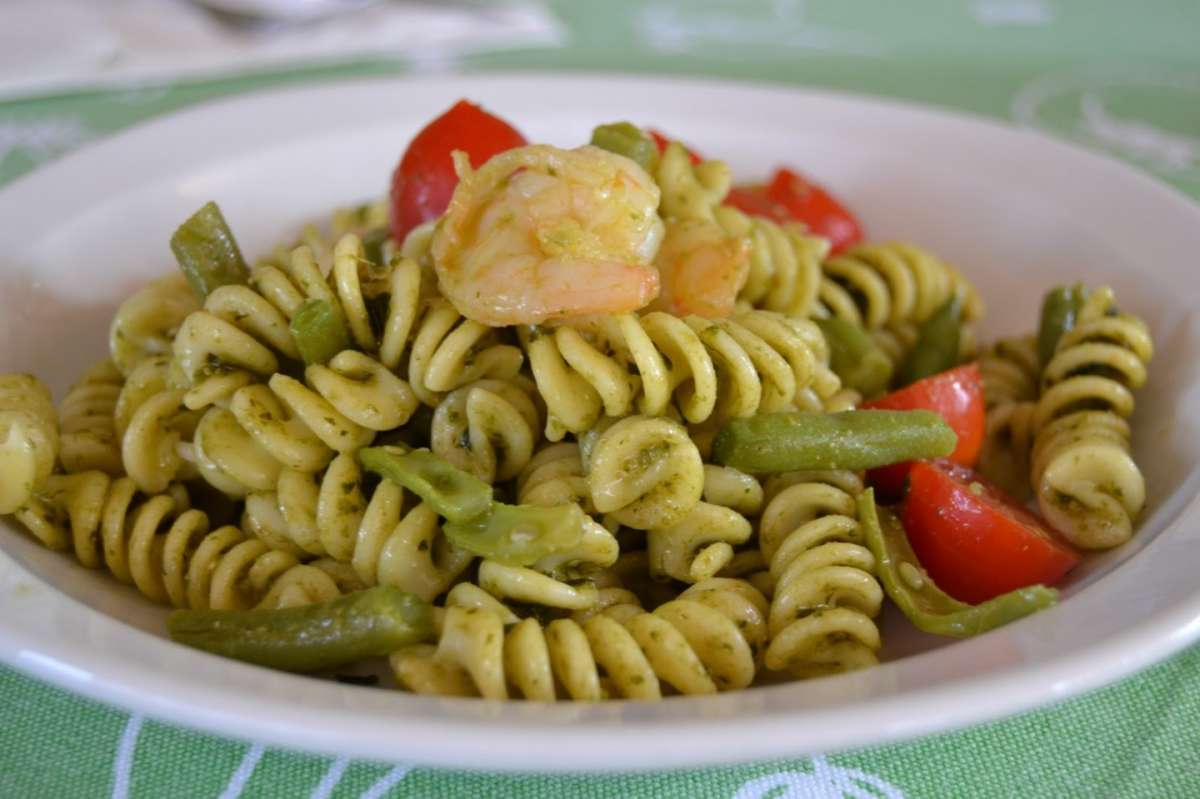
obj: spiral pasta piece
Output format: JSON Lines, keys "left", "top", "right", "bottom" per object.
{"left": 243, "top": 451, "right": 474, "bottom": 600}
{"left": 10, "top": 471, "right": 339, "bottom": 609}
{"left": 109, "top": 274, "right": 199, "bottom": 376}
{"left": 225, "top": 351, "right": 415, "bottom": 472}
{"left": 647, "top": 465, "right": 760, "bottom": 583}
{"left": 587, "top": 415, "right": 704, "bottom": 530}
{"left": 523, "top": 309, "right": 836, "bottom": 441}
{"left": 406, "top": 297, "right": 525, "bottom": 408}
{"left": 58, "top": 359, "right": 123, "bottom": 475}
{"left": 715, "top": 205, "right": 829, "bottom": 318}
{"left": 978, "top": 336, "right": 1041, "bottom": 498}
{"left": 516, "top": 441, "right": 592, "bottom": 511}
{"left": 757, "top": 471, "right": 883, "bottom": 678}
{"left": 172, "top": 283, "right": 297, "bottom": 410}
{"left": 654, "top": 142, "right": 731, "bottom": 223}
{"left": 114, "top": 354, "right": 173, "bottom": 441}
{"left": 393, "top": 577, "right": 767, "bottom": 700}
{"left": 431, "top": 377, "right": 542, "bottom": 483}
{"left": 120, "top": 387, "right": 200, "bottom": 494}
{"left": 0, "top": 373, "right": 59, "bottom": 514}
{"left": 252, "top": 235, "right": 423, "bottom": 371}
{"left": 1031, "top": 287, "right": 1152, "bottom": 548}
{"left": 152, "top": 348, "right": 415, "bottom": 499}
{"left": 819, "top": 242, "right": 983, "bottom": 368}
{"left": 821, "top": 242, "right": 982, "bottom": 329}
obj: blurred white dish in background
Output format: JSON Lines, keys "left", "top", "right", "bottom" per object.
{"left": 192, "top": 0, "right": 378, "bottom": 24}
{"left": 1, "top": 74, "right": 1199, "bottom": 772}
{"left": 0, "top": 0, "right": 564, "bottom": 100}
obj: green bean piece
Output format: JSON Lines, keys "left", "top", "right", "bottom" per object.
{"left": 444, "top": 502, "right": 585, "bottom": 566}
{"left": 712, "top": 410, "right": 956, "bottom": 473}
{"left": 895, "top": 296, "right": 963, "bottom": 387}
{"left": 167, "top": 586, "right": 435, "bottom": 672}
{"left": 815, "top": 317, "right": 894, "bottom": 398}
{"left": 170, "top": 201, "right": 249, "bottom": 300}
{"left": 590, "top": 122, "right": 660, "bottom": 173}
{"left": 1037, "top": 283, "right": 1087, "bottom": 368}
{"left": 359, "top": 445, "right": 493, "bottom": 523}
{"left": 290, "top": 299, "right": 353, "bottom": 366}
{"left": 857, "top": 490, "right": 1058, "bottom": 637}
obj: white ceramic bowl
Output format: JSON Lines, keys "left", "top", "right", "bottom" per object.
{"left": 1, "top": 74, "right": 1198, "bottom": 772}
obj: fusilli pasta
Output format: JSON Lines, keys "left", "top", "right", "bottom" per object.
{"left": 758, "top": 471, "right": 883, "bottom": 677}
{"left": 0, "top": 373, "right": 58, "bottom": 514}
{"left": 393, "top": 577, "right": 767, "bottom": 700}
{"left": 12, "top": 471, "right": 339, "bottom": 609}
{"left": 1031, "top": 287, "right": 1152, "bottom": 548}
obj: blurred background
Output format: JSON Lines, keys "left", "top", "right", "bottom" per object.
{"left": 1, "top": 0, "right": 1198, "bottom": 195}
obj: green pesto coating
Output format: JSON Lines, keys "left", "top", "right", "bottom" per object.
{"left": 290, "top": 299, "right": 352, "bottom": 366}
{"left": 815, "top": 317, "right": 894, "bottom": 398}
{"left": 857, "top": 490, "right": 1058, "bottom": 638}
{"left": 895, "top": 295, "right": 962, "bottom": 387}
{"left": 1037, "top": 283, "right": 1087, "bottom": 368}
{"left": 443, "top": 501, "right": 585, "bottom": 566}
{"left": 166, "top": 586, "right": 434, "bottom": 672}
{"left": 589, "top": 122, "right": 660, "bottom": 173}
{"left": 358, "top": 445, "right": 493, "bottom": 524}
{"left": 170, "top": 201, "right": 249, "bottom": 300}
{"left": 712, "top": 410, "right": 956, "bottom": 473}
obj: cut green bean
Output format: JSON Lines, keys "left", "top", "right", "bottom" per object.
{"left": 167, "top": 586, "right": 434, "bottom": 672}
{"left": 895, "top": 296, "right": 962, "bottom": 387}
{"left": 444, "top": 502, "right": 585, "bottom": 566}
{"left": 290, "top": 299, "right": 352, "bottom": 365}
{"left": 712, "top": 410, "right": 956, "bottom": 473}
{"left": 1037, "top": 283, "right": 1087, "bottom": 368}
{"left": 170, "top": 201, "right": 249, "bottom": 300}
{"left": 590, "top": 122, "right": 659, "bottom": 173}
{"left": 858, "top": 490, "right": 1058, "bottom": 637}
{"left": 815, "top": 317, "right": 894, "bottom": 398}
{"left": 359, "top": 445, "right": 493, "bottom": 523}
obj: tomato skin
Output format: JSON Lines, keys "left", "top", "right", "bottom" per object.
{"left": 903, "top": 461, "right": 1079, "bottom": 604}
{"left": 389, "top": 100, "right": 526, "bottom": 242}
{"left": 863, "top": 364, "right": 985, "bottom": 499}
{"left": 648, "top": 129, "right": 703, "bottom": 164}
{"left": 765, "top": 168, "right": 863, "bottom": 254}
{"left": 724, "top": 186, "right": 792, "bottom": 224}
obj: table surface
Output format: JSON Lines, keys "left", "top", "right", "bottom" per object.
{"left": 3, "top": 2, "right": 1200, "bottom": 796}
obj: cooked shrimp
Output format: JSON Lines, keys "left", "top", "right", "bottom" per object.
{"left": 649, "top": 218, "right": 750, "bottom": 319}
{"left": 431, "top": 144, "right": 664, "bottom": 326}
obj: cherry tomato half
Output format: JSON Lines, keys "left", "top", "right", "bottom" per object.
{"left": 863, "top": 364, "right": 985, "bottom": 499}
{"left": 389, "top": 100, "right": 526, "bottom": 242}
{"left": 724, "top": 185, "right": 792, "bottom": 224}
{"left": 903, "top": 460, "right": 1079, "bottom": 604}
{"left": 764, "top": 167, "right": 863, "bottom": 254}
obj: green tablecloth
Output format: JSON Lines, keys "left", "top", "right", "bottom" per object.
{"left": 3, "top": 2, "right": 1199, "bottom": 796}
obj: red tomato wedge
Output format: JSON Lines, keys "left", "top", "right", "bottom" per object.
{"left": 648, "top": 129, "right": 703, "bottom": 164}
{"left": 903, "top": 461, "right": 1080, "bottom": 604}
{"left": 763, "top": 168, "right": 863, "bottom": 254}
{"left": 389, "top": 100, "right": 527, "bottom": 242}
{"left": 863, "top": 364, "right": 985, "bottom": 499}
